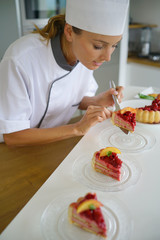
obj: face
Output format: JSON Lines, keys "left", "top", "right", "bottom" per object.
{"left": 64, "top": 24, "right": 122, "bottom": 70}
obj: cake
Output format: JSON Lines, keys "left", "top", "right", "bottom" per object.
{"left": 111, "top": 107, "right": 136, "bottom": 132}
{"left": 92, "top": 147, "right": 122, "bottom": 181}
{"left": 136, "top": 95, "right": 160, "bottom": 124}
{"left": 68, "top": 192, "right": 107, "bottom": 238}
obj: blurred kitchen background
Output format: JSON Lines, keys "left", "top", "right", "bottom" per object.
{"left": 0, "top": 0, "right": 160, "bottom": 93}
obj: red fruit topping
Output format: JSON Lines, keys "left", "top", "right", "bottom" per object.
{"left": 118, "top": 111, "right": 136, "bottom": 127}
{"left": 139, "top": 98, "right": 160, "bottom": 111}
{"left": 96, "top": 152, "right": 122, "bottom": 168}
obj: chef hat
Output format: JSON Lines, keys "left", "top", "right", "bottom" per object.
{"left": 65, "top": 0, "right": 129, "bottom": 36}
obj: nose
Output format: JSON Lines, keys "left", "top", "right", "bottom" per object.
{"left": 100, "top": 47, "right": 113, "bottom": 62}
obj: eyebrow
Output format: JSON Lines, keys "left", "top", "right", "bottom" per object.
{"left": 93, "top": 38, "right": 122, "bottom": 45}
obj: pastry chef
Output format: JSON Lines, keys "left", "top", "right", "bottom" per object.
{"left": 0, "top": 0, "right": 129, "bottom": 146}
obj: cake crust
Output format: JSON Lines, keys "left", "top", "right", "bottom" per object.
{"left": 136, "top": 97, "right": 160, "bottom": 124}
{"left": 136, "top": 109, "right": 160, "bottom": 124}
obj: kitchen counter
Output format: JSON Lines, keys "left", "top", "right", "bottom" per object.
{"left": 128, "top": 55, "right": 160, "bottom": 68}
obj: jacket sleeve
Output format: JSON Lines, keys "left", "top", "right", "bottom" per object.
{"left": 0, "top": 58, "right": 32, "bottom": 139}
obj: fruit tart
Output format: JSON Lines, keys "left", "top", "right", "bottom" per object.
{"left": 68, "top": 192, "right": 107, "bottom": 238}
{"left": 92, "top": 147, "right": 122, "bottom": 181}
{"left": 136, "top": 95, "right": 160, "bottom": 124}
{"left": 111, "top": 107, "right": 136, "bottom": 132}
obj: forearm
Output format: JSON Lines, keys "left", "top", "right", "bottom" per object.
{"left": 3, "top": 124, "right": 81, "bottom": 147}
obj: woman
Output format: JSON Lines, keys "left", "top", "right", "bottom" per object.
{"left": 0, "top": 0, "right": 128, "bottom": 146}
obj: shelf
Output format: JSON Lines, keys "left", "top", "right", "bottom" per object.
{"left": 127, "top": 55, "right": 160, "bottom": 68}
{"left": 129, "top": 23, "right": 158, "bottom": 29}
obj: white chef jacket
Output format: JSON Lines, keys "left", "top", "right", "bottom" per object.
{"left": 0, "top": 33, "right": 98, "bottom": 142}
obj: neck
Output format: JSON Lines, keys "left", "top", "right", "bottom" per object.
{"left": 60, "top": 34, "right": 77, "bottom": 66}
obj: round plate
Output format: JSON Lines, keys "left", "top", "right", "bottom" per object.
{"left": 98, "top": 126, "right": 156, "bottom": 153}
{"left": 41, "top": 192, "right": 133, "bottom": 240}
{"left": 72, "top": 153, "right": 141, "bottom": 192}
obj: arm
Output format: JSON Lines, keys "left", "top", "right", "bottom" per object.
{"left": 3, "top": 125, "right": 79, "bottom": 147}
{"left": 3, "top": 105, "right": 112, "bottom": 147}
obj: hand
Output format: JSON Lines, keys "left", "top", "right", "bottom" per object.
{"left": 75, "top": 105, "right": 112, "bottom": 135}
{"left": 94, "top": 86, "right": 124, "bottom": 107}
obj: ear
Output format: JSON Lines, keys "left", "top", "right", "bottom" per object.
{"left": 64, "top": 23, "right": 73, "bottom": 42}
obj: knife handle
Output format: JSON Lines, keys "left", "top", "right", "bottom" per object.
{"left": 109, "top": 80, "right": 116, "bottom": 89}
{"left": 109, "top": 80, "right": 120, "bottom": 106}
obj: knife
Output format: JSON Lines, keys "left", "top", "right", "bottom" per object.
{"left": 109, "top": 80, "right": 129, "bottom": 135}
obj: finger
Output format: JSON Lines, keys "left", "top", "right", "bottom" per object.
{"left": 86, "top": 105, "right": 108, "bottom": 115}
{"left": 109, "top": 88, "right": 118, "bottom": 96}
{"left": 90, "top": 108, "right": 112, "bottom": 120}
{"left": 85, "top": 110, "right": 106, "bottom": 121}
{"left": 116, "top": 86, "right": 124, "bottom": 92}
{"left": 115, "top": 86, "right": 124, "bottom": 102}
{"left": 104, "top": 109, "right": 112, "bottom": 118}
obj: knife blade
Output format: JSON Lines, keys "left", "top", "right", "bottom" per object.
{"left": 109, "top": 80, "right": 129, "bottom": 135}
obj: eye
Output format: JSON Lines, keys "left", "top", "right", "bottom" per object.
{"left": 112, "top": 44, "right": 118, "bottom": 48}
{"left": 93, "top": 45, "right": 103, "bottom": 50}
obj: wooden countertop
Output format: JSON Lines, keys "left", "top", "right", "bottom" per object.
{"left": 129, "top": 23, "right": 157, "bottom": 29}
{"left": 0, "top": 116, "right": 82, "bottom": 233}
{"left": 128, "top": 55, "right": 160, "bottom": 68}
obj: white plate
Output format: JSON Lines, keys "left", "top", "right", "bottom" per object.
{"left": 72, "top": 153, "right": 141, "bottom": 192}
{"left": 41, "top": 192, "right": 133, "bottom": 240}
{"left": 98, "top": 126, "right": 156, "bottom": 153}
{"left": 120, "top": 99, "right": 152, "bottom": 109}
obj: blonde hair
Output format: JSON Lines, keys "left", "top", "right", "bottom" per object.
{"left": 33, "top": 14, "right": 82, "bottom": 44}
{"left": 33, "top": 14, "right": 65, "bottom": 44}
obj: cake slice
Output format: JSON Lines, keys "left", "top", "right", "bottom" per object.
{"left": 68, "top": 192, "right": 107, "bottom": 238}
{"left": 92, "top": 147, "right": 122, "bottom": 181}
{"left": 111, "top": 107, "right": 136, "bottom": 132}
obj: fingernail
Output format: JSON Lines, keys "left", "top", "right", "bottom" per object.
{"left": 114, "top": 91, "right": 118, "bottom": 95}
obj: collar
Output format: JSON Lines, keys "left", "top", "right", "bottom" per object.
{"left": 51, "top": 33, "right": 79, "bottom": 71}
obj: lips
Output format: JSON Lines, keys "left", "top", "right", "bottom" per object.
{"left": 93, "top": 61, "right": 104, "bottom": 66}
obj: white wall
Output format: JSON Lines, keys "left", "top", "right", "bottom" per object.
{"left": 126, "top": 63, "right": 160, "bottom": 87}
{"left": 0, "top": 0, "right": 20, "bottom": 60}
{"left": 130, "top": 0, "right": 160, "bottom": 25}
{"left": 118, "top": 10, "right": 129, "bottom": 87}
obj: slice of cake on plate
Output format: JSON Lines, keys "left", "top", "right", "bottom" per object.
{"left": 92, "top": 147, "right": 122, "bottom": 181}
{"left": 136, "top": 95, "right": 160, "bottom": 124}
{"left": 68, "top": 192, "right": 107, "bottom": 238}
{"left": 111, "top": 107, "right": 136, "bottom": 132}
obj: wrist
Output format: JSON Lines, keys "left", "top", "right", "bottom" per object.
{"left": 72, "top": 122, "right": 84, "bottom": 136}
